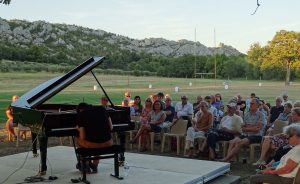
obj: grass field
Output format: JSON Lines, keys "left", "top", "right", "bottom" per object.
{"left": 1, "top": 72, "right": 300, "bottom": 125}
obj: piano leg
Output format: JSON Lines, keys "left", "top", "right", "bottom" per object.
{"left": 117, "top": 132, "right": 125, "bottom": 166}
{"left": 39, "top": 136, "right": 48, "bottom": 172}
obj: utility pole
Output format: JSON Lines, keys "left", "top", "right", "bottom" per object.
{"left": 194, "top": 28, "right": 197, "bottom": 78}
{"left": 214, "top": 28, "right": 217, "bottom": 86}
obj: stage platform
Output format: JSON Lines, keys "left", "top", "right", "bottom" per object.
{"left": 0, "top": 146, "right": 231, "bottom": 184}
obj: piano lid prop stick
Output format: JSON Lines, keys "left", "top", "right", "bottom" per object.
{"left": 90, "top": 70, "right": 115, "bottom": 108}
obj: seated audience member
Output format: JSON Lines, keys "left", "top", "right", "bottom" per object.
{"left": 156, "top": 92, "right": 166, "bottom": 109}
{"left": 193, "top": 95, "right": 203, "bottom": 115}
{"left": 205, "top": 102, "right": 243, "bottom": 160}
{"left": 218, "top": 104, "right": 225, "bottom": 120}
{"left": 277, "top": 103, "right": 293, "bottom": 122}
{"left": 250, "top": 124, "right": 300, "bottom": 184}
{"left": 185, "top": 101, "right": 213, "bottom": 157}
{"left": 282, "top": 92, "right": 292, "bottom": 106}
{"left": 266, "top": 103, "right": 292, "bottom": 136}
{"left": 100, "top": 95, "right": 113, "bottom": 110}
{"left": 139, "top": 98, "right": 153, "bottom": 125}
{"left": 132, "top": 96, "right": 143, "bottom": 116}
{"left": 220, "top": 98, "right": 266, "bottom": 162}
{"left": 122, "top": 91, "right": 134, "bottom": 106}
{"left": 268, "top": 96, "right": 284, "bottom": 128}
{"left": 236, "top": 94, "right": 246, "bottom": 113}
{"left": 164, "top": 93, "right": 174, "bottom": 106}
{"left": 151, "top": 94, "right": 158, "bottom": 103}
{"left": 258, "top": 100, "right": 268, "bottom": 118}
{"left": 212, "top": 93, "right": 223, "bottom": 111}
{"left": 261, "top": 100, "right": 270, "bottom": 117}
{"left": 129, "top": 100, "right": 166, "bottom": 151}
{"left": 245, "top": 93, "right": 256, "bottom": 112}
{"left": 204, "top": 95, "right": 218, "bottom": 121}
{"left": 254, "top": 108, "right": 300, "bottom": 166}
{"left": 76, "top": 103, "right": 113, "bottom": 173}
{"left": 162, "top": 96, "right": 175, "bottom": 128}
{"left": 293, "top": 101, "right": 300, "bottom": 108}
{"left": 174, "top": 95, "right": 193, "bottom": 128}
{"left": 122, "top": 98, "right": 135, "bottom": 116}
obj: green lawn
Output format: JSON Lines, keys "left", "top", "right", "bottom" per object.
{"left": 1, "top": 72, "right": 299, "bottom": 126}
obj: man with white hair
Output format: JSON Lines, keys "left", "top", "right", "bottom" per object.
{"left": 220, "top": 98, "right": 266, "bottom": 162}
{"left": 206, "top": 102, "right": 243, "bottom": 160}
{"left": 175, "top": 95, "right": 193, "bottom": 118}
{"left": 174, "top": 95, "right": 193, "bottom": 128}
{"left": 282, "top": 92, "right": 292, "bottom": 106}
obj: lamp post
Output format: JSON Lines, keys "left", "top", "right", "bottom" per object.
{"left": 214, "top": 28, "right": 217, "bottom": 86}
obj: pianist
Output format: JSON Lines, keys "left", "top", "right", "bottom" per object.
{"left": 76, "top": 103, "right": 113, "bottom": 173}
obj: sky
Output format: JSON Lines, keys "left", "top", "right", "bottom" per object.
{"left": 0, "top": 0, "right": 300, "bottom": 53}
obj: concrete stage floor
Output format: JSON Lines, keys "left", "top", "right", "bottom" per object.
{"left": 0, "top": 146, "right": 230, "bottom": 184}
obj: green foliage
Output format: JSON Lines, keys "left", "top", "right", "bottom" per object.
{"left": 247, "top": 30, "right": 300, "bottom": 81}
{"left": 2, "top": 18, "right": 300, "bottom": 81}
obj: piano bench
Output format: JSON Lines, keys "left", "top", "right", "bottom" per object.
{"left": 74, "top": 145, "right": 125, "bottom": 184}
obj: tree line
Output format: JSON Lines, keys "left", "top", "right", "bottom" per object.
{"left": 1, "top": 30, "right": 299, "bottom": 80}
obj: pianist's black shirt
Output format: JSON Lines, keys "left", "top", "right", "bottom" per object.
{"left": 77, "top": 105, "right": 111, "bottom": 143}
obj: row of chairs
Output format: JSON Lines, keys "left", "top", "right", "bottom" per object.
{"left": 7, "top": 124, "right": 31, "bottom": 147}
{"left": 124, "top": 119, "right": 190, "bottom": 155}
{"left": 123, "top": 117, "right": 290, "bottom": 163}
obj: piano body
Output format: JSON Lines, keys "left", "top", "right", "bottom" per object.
{"left": 11, "top": 56, "right": 134, "bottom": 136}
{"left": 10, "top": 56, "right": 134, "bottom": 172}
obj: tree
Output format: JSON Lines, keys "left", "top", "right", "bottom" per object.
{"left": 267, "top": 30, "right": 300, "bottom": 84}
{"left": 247, "top": 43, "right": 265, "bottom": 79}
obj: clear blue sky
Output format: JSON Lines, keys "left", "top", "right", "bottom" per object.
{"left": 1, "top": 0, "right": 299, "bottom": 53}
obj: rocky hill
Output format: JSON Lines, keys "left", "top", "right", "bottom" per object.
{"left": 0, "top": 18, "right": 242, "bottom": 61}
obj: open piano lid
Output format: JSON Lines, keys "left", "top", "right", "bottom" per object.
{"left": 11, "top": 56, "right": 105, "bottom": 109}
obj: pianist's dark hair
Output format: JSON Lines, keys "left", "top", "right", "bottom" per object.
{"left": 77, "top": 102, "right": 89, "bottom": 113}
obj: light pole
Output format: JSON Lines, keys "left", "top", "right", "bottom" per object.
{"left": 214, "top": 28, "right": 217, "bottom": 86}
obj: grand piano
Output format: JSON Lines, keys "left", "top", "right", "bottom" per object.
{"left": 10, "top": 56, "right": 134, "bottom": 173}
